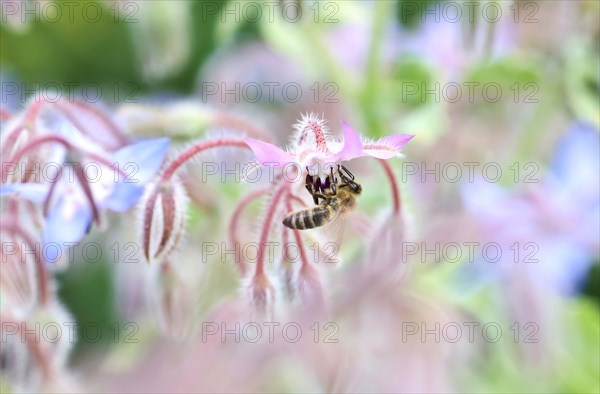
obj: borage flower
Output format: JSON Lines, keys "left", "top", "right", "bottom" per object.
{"left": 236, "top": 114, "right": 413, "bottom": 315}
{"left": 1, "top": 119, "right": 169, "bottom": 262}
{"left": 245, "top": 113, "right": 414, "bottom": 174}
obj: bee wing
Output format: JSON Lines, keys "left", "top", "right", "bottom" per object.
{"left": 311, "top": 207, "right": 373, "bottom": 266}
{"left": 313, "top": 210, "right": 347, "bottom": 266}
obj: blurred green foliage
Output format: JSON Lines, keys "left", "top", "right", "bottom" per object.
{"left": 564, "top": 39, "right": 600, "bottom": 129}
{"left": 0, "top": 0, "right": 227, "bottom": 93}
{"left": 392, "top": 56, "right": 433, "bottom": 108}
{"left": 583, "top": 263, "right": 600, "bottom": 303}
{"left": 160, "top": 0, "right": 227, "bottom": 92}
{"left": 1, "top": 1, "right": 140, "bottom": 89}
{"left": 396, "top": 0, "right": 441, "bottom": 29}
{"left": 55, "top": 260, "right": 121, "bottom": 359}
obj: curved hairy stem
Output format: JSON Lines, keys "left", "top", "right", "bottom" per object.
{"left": 228, "top": 187, "right": 270, "bottom": 276}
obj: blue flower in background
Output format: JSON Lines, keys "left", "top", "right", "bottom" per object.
{"left": 2, "top": 137, "right": 169, "bottom": 262}
{"left": 461, "top": 122, "right": 599, "bottom": 295}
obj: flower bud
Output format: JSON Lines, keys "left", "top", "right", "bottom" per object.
{"left": 140, "top": 177, "right": 188, "bottom": 264}
{"left": 366, "top": 215, "right": 407, "bottom": 282}
{"left": 296, "top": 264, "right": 327, "bottom": 319}
{"left": 149, "top": 262, "right": 195, "bottom": 340}
{"left": 1, "top": 301, "right": 75, "bottom": 392}
{"left": 27, "top": 301, "right": 74, "bottom": 372}
{"left": 129, "top": 2, "right": 191, "bottom": 82}
{"left": 243, "top": 273, "right": 276, "bottom": 319}
{"left": 0, "top": 240, "right": 38, "bottom": 314}
{"left": 278, "top": 239, "right": 299, "bottom": 303}
{"left": 1, "top": 120, "right": 36, "bottom": 184}
{"left": 0, "top": 326, "right": 38, "bottom": 392}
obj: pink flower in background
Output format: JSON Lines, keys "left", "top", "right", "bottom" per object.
{"left": 461, "top": 121, "right": 600, "bottom": 295}
{"left": 400, "top": 17, "right": 515, "bottom": 80}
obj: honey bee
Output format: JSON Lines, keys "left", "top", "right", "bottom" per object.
{"left": 283, "top": 164, "right": 362, "bottom": 230}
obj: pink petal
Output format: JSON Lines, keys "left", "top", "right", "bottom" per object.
{"left": 332, "top": 121, "right": 364, "bottom": 162}
{"left": 363, "top": 134, "right": 414, "bottom": 159}
{"left": 244, "top": 138, "right": 294, "bottom": 167}
{"left": 379, "top": 134, "right": 414, "bottom": 149}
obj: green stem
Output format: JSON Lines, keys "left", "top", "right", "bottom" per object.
{"left": 511, "top": 74, "right": 562, "bottom": 165}
{"left": 301, "top": 18, "right": 355, "bottom": 95}
{"left": 361, "top": 1, "right": 392, "bottom": 137}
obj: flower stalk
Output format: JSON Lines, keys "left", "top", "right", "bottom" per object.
{"left": 228, "top": 187, "right": 271, "bottom": 276}
{"left": 378, "top": 159, "right": 402, "bottom": 216}
{"left": 160, "top": 138, "right": 249, "bottom": 181}
{"left": 254, "top": 181, "right": 289, "bottom": 278}
{"left": 142, "top": 138, "right": 252, "bottom": 264}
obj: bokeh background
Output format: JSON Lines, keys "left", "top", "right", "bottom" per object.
{"left": 1, "top": 1, "right": 599, "bottom": 393}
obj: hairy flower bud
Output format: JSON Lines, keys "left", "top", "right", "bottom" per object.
{"left": 140, "top": 177, "right": 188, "bottom": 264}
{"left": 243, "top": 273, "right": 276, "bottom": 319}
{"left": 366, "top": 215, "right": 407, "bottom": 281}
{"left": 296, "top": 264, "right": 327, "bottom": 318}
{"left": 149, "top": 262, "right": 195, "bottom": 340}
{"left": 1, "top": 301, "right": 74, "bottom": 392}
{"left": 130, "top": 2, "right": 191, "bottom": 82}
{"left": 279, "top": 253, "right": 298, "bottom": 303}
{"left": 0, "top": 325, "right": 38, "bottom": 392}
{"left": 1, "top": 116, "right": 34, "bottom": 183}
{"left": 0, "top": 241, "right": 38, "bottom": 314}
{"left": 32, "top": 302, "right": 74, "bottom": 369}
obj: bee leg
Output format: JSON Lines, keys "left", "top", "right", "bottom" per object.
{"left": 305, "top": 167, "right": 320, "bottom": 205}
{"left": 336, "top": 165, "right": 347, "bottom": 185}
{"left": 326, "top": 168, "right": 337, "bottom": 195}
{"left": 305, "top": 172, "right": 314, "bottom": 193}
{"left": 339, "top": 164, "right": 355, "bottom": 180}
{"left": 313, "top": 177, "right": 324, "bottom": 204}
{"left": 313, "top": 192, "right": 328, "bottom": 203}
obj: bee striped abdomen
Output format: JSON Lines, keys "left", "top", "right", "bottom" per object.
{"left": 283, "top": 205, "right": 334, "bottom": 230}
